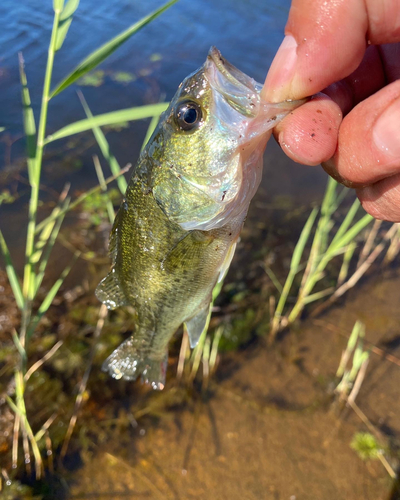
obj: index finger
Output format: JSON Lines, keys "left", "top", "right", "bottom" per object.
{"left": 262, "top": 0, "right": 400, "bottom": 102}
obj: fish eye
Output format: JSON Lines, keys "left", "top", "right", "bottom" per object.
{"left": 175, "top": 100, "right": 203, "bottom": 131}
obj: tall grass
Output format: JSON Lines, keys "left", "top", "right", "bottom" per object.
{"left": 268, "top": 177, "right": 400, "bottom": 340}
{"left": 334, "top": 320, "right": 370, "bottom": 405}
{"left": 176, "top": 279, "right": 225, "bottom": 390}
{"left": 0, "top": 0, "right": 177, "bottom": 479}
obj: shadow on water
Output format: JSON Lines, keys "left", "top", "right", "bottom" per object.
{"left": 0, "top": 1, "right": 400, "bottom": 499}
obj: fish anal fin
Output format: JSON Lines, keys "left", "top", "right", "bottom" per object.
{"left": 185, "top": 302, "right": 212, "bottom": 348}
{"left": 95, "top": 268, "right": 128, "bottom": 310}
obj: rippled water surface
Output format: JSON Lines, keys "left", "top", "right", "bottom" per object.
{"left": 0, "top": 1, "right": 399, "bottom": 499}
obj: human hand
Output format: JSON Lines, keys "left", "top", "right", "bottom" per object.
{"left": 262, "top": 0, "right": 400, "bottom": 221}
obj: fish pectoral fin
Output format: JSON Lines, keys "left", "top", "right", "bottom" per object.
{"left": 185, "top": 302, "right": 212, "bottom": 348}
{"left": 162, "top": 230, "right": 214, "bottom": 273}
{"left": 95, "top": 268, "right": 129, "bottom": 310}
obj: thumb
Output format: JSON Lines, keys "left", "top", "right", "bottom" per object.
{"left": 262, "top": 0, "right": 400, "bottom": 102}
{"left": 333, "top": 80, "right": 400, "bottom": 185}
{"left": 328, "top": 80, "right": 400, "bottom": 221}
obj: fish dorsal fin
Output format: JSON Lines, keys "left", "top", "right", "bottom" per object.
{"left": 95, "top": 268, "right": 128, "bottom": 310}
{"left": 96, "top": 203, "right": 130, "bottom": 310}
{"left": 185, "top": 302, "right": 212, "bottom": 348}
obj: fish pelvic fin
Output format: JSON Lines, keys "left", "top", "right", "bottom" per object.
{"left": 218, "top": 240, "right": 237, "bottom": 282}
{"left": 95, "top": 268, "right": 129, "bottom": 310}
{"left": 185, "top": 302, "right": 212, "bottom": 348}
{"left": 102, "top": 336, "right": 168, "bottom": 390}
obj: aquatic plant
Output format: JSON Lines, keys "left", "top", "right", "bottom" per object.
{"left": 331, "top": 322, "right": 398, "bottom": 482}
{"left": 334, "top": 320, "right": 370, "bottom": 404}
{"left": 268, "top": 176, "right": 400, "bottom": 340}
{"left": 177, "top": 279, "right": 225, "bottom": 390}
{"left": 0, "top": 0, "right": 177, "bottom": 480}
{"left": 351, "top": 432, "right": 396, "bottom": 479}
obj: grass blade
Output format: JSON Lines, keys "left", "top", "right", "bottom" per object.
{"left": 25, "top": 341, "right": 63, "bottom": 383}
{"left": 34, "top": 197, "right": 70, "bottom": 296}
{"left": 337, "top": 241, "right": 357, "bottom": 286}
{"left": 50, "top": 0, "right": 178, "bottom": 98}
{"left": 93, "top": 155, "right": 115, "bottom": 224}
{"left": 11, "top": 330, "right": 27, "bottom": 365}
{"left": 0, "top": 230, "right": 24, "bottom": 310}
{"left": 44, "top": 102, "right": 168, "bottom": 144}
{"left": 302, "top": 287, "right": 335, "bottom": 305}
{"left": 59, "top": 0, "right": 79, "bottom": 18}
{"left": 23, "top": 5, "right": 62, "bottom": 303}
{"left": 270, "top": 207, "right": 319, "bottom": 336}
{"left": 35, "top": 163, "right": 131, "bottom": 234}
{"left": 27, "top": 253, "right": 79, "bottom": 340}
{"left": 290, "top": 207, "right": 319, "bottom": 270}
{"left": 336, "top": 321, "right": 362, "bottom": 378}
{"left": 141, "top": 113, "right": 160, "bottom": 152}
{"left": 53, "top": 0, "right": 65, "bottom": 12}
{"left": 8, "top": 371, "right": 43, "bottom": 478}
{"left": 18, "top": 53, "right": 37, "bottom": 186}
{"left": 55, "top": 0, "right": 80, "bottom": 51}
{"left": 78, "top": 91, "right": 127, "bottom": 194}
{"left": 209, "top": 326, "right": 223, "bottom": 374}
{"left": 330, "top": 197, "right": 361, "bottom": 248}
{"left": 31, "top": 189, "right": 69, "bottom": 265}
{"left": 262, "top": 265, "right": 283, "bottom": 294}
{"left": 327, "top": 213, "right": 374, "bottom": 255}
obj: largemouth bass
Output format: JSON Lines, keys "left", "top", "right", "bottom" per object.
{"left": 96, "top": 47, "right": 304, "bottom": 389}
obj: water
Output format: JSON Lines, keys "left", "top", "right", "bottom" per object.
{"left": 0, "top": 0, "right": 289, "bottom": 148}
{"left": 0, "top": 0, "right": 327, "bottom": 261}
{"left": 0, "top": 1, "right": 399, "bottom": 499}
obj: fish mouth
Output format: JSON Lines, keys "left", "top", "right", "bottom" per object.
{"left": 205, "top": 47, "right": 261, "bottom": 117}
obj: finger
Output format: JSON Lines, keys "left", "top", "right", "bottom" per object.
{"left": 262, "top": 0, "right": 400, "bottom": 102}
{"left": 271, "top": 46, "right": 384, "bottom": 167}
{"left": 322, "top": 49, "right": 385, "bottom": 117}
{"left": 273, "top": 93, "right": 342, "bottom": 166}
{"left": 332, "top": 80, "right": 400, "bottom": 186}
{"left": 357, "top": 174, "right": 400, "bottom": 222}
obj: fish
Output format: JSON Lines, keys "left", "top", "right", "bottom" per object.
{"left": 96, "top": 47, "right": 305, "bottom": 389}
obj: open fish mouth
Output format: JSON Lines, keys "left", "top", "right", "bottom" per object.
{"left": 205, "top": 46, "right": 262, "bottom": 117}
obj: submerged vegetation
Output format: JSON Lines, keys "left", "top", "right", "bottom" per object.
{"left": 0, "top": 1, "right": 399, "bottom": 497}
{"left": 268, "top": 177, "right": 400, "bottom": 341}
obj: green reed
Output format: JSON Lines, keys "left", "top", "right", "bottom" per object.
{"left": 268, "top": 175, "right": 400, "bottom": 340}
{"left": 334, "top": 320, "right": 370, "bottom": 404}
{"left": 0, "top": 0, "right": 178, "bottom": 479}
{"left": 269, "top": 176, "right": 379, "bottom": 340}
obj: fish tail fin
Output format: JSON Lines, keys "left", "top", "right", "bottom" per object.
{"left": 102, "top": 336, "right": 168, "bottom": 390}
{"left": 95, "top": 269, "right": 128, "bottom": 310}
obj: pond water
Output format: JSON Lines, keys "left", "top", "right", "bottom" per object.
{"left": 0, "top": 1, "right": 399, "bottom": 499}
